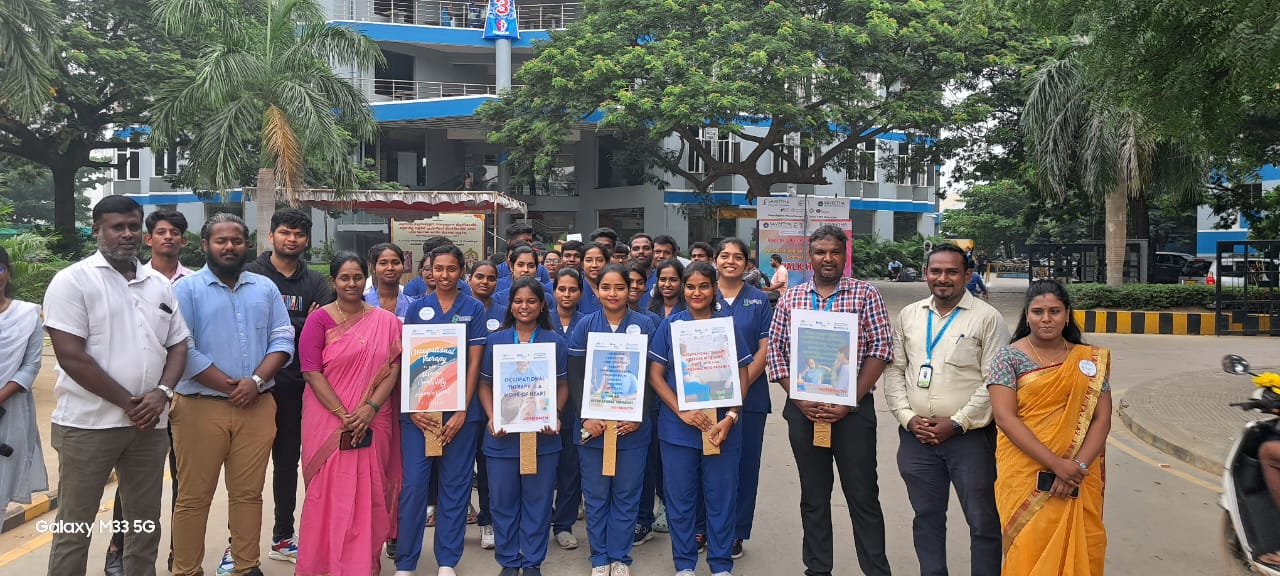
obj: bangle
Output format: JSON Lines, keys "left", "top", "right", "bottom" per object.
{"left": 1073, "top": 459, "right": 1088, "bottom": 470}
{"left": 365, "top": 399, "right": 381, "bottom": 412}
{"left": 725, "top": 410, "right": 739, "bottom": 422}
{"left": 328, "top": 405, "right": 344, "bottom": 415}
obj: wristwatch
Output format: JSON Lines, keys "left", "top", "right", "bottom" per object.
{"left": 156, "top": 384, "right": 174, "bottom": 402}
{"left": 950, "top": 420, "right": 965, "bottom": 435}
{"left": 251, "top": 374, "right": 267, "bottom": 393}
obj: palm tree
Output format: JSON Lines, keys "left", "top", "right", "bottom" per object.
{"left": 1023, "top": 55, "right": 1204, "bottom": 286}
{"left": 0, "top": 0, "right": 59, "bottom": 116}
{"left": 150, "top": 0, "right": 383, "bottom": 251}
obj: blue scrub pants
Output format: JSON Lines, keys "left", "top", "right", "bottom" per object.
{"left": 487, "top": 451, "right": 560, "bottom": 569}
{"left": 579, "top": 444, "right": 647, "bottom": 568}
{"left": 474, "top": 433, "right": 491, "bottom": 526}
{"left": 735, "top": 411, "right": 767, "bottom": 540}
{"left": 637, "top": 408, "right": 664, "bottom": 529}
{"left": 661, "top": 440, "right": 740, "bottom": 574}
{"left": 552, "top": 403, "right": 581, "bottom": 533}
{"left": 396, "top": 416, "right": 480, "bottom": 571}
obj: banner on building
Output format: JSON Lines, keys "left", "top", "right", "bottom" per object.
{"left": 482, "top": 0, "right": 519, "bottom": 40}
{"left": 392, "top": 213, "right": 486, "bottom": 271}
{"left": 757, "top": 196, "right": 852, "bottom": 285}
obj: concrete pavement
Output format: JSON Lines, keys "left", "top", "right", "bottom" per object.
{"left": 1, "top": 278, "right": 1274, "bottom": 575}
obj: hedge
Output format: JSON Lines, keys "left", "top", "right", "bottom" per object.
{"left": 1065, "top": 283, "right": 1246, "bottom": 310}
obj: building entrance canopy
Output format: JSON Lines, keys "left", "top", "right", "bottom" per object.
{"left": 292, "top": 188, "right": 528, "bottom": 218}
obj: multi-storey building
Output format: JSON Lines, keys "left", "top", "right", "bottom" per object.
{"left": 97, "top": 0, "right": 940, "bottom": 255}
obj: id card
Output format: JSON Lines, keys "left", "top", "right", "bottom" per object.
{"left": 916, "top": 364, "right": 933, "bottom": 388}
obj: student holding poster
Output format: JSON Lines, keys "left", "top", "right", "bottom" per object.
{"left": 468, "top": 258, "right": 505, "bottom": 549}
{"left": 567, "top": 264, "right": 657, "bottom": 576}
{"left": 479, "top": 277, "right": 568, "bottom": 576}
{"left": 396, "top": 245, "right": 487, "bottom": 576}
{"left": 648, "top": 261, "right": 753, "bottom": 576}
{"left": 765, "top": 225, "right": 894, "bottom": 576}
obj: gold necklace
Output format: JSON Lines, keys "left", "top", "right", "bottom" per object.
{"left": 333, "top": 303, "right": 369, "bottom": 343}
{"left": 1027, "top": 340, "right": 1067, "bottom": 366}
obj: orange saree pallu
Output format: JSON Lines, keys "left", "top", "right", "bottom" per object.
{"left": 996, "top": 345, "right": 1109, "bottom": 576}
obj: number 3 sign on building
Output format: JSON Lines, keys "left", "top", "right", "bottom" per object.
{"left": 483, "top": 0, "right": 520, "bottom": 40}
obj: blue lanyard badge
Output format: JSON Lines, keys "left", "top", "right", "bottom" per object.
{"left": 514, "top": 328, "right": 538, "bottom": 344}
{"left": 925, "top": 310, "right": 959, "bottom": 365}
{"left": 810, "top": 291, "right": 835, "bottom": 312}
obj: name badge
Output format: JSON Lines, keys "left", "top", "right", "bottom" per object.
{"left": 916, "top": 364, "right": 933, "bottom": 388}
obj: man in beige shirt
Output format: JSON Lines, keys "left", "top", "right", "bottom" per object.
{"left": 884, "top": 244, "right": 1010, "bottom": 576}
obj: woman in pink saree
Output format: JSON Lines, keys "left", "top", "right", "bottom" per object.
{"left": 297, "top": 253, "right": 403, "bottom": 575}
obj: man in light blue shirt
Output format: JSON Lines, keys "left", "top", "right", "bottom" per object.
{"left": 170, "top": 213, "right": 294, "bottom": 576}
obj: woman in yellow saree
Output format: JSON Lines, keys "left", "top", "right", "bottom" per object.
{"left": 987, "top": 280, "right": 1111, "bottom": 575}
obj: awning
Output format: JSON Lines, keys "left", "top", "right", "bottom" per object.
{"left": 284, "top": 189, "right": 528, "bottom": 217}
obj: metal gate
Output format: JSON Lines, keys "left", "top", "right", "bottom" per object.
{"left": 1026, "top": 241, "right": 1146, "bottom": 284}
{"left": 1214, "top": 240, "right": 1280, "bottom": 336}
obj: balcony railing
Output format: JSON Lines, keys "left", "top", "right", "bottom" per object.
{"left": 337, "top": 1, "right": 579, "bottom": 30}
{"left": 351, "top": 78, "right": 517, "bottom": 101}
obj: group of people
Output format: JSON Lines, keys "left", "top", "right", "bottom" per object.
{"left": 0, "top": 200, "right": 1118, "bottom": 576}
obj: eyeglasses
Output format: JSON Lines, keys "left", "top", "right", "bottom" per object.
{"left": 0, "top": 265, "right": 7, "bottom": 274}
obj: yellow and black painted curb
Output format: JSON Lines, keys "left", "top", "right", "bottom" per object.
{"left": 1, "top": 491, "right": 56, "bottom": 534}
{"left": 1073, "top": 310, "right": 1274, "bottom": 336}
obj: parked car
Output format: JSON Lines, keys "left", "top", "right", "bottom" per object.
{"left": 1152, "top": 251, "right": 1193, "bottom": 283}
{"left": 1187, "top": 256, "right": 1280, "bottom": 288}
{"left": 1178, "top": 258, "right": 1213, "bottom": 285}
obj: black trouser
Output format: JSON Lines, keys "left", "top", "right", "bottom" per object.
{"left": 110, "top": 427, "right": 178, "bottom": 553}
{"left": 896, "top": 425, "right": 1001, "bottom": 576}
{"left": 270, "top": 371, "right": 305, "bottom": 541}
{"left": 784, "top": 396, "right": 891, "bottom": 576}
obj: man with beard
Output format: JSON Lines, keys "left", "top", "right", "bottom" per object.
{"left": 244, "top": 208, "right": 334, "bottom": 565}
{"left": 171, "top": 213, "right": 294, "bottom": 576}
{"left": 766, "top": 225, "right": 894, "bottom": 576}
{"left": 44, "top": 195, "right": 190, "bottom": 576}
{"left": 884, "top": 243, "right": 1007, "bottom": 576}
{"left": 104, "top": 208, "right": 194, "bottom": 575}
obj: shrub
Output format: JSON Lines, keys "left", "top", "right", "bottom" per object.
{"left": 1065, "top": 283, "right": 1240, "bottom": 310}
{"left": 850, "top": 236, "right": 943, "bottom": 280}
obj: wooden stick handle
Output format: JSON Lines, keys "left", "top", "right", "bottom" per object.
{"left": 702, "top": 408, "right": 721, "bottom": 456}
{"left": 425, "top": 412, "right": 444, "bottom": 456}
{"left": 813, "top": 420, "right": 832, "bottom": 448}
{"left": 603, "top": 421, "right": 618, "bottom": 477}
{"left": 519, "top": 432, "right": 537, "bottom": 475}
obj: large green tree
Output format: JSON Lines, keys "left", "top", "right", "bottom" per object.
{"left": 0, "top": 0, "right": 190, "bottom": 254}
{"left": 940, "top": 180, "right": 1028, "bottom": 257}
{"left": 0, "top": 0, "right": 59, "bottom": 116}
{"left": 151, "top": 0, "right": 382, "bottom": 251}
{"left": 480, "top": 0, "right": 1013, "bottom": 200}
{"left": 0, "top": 159, "right": 103, "bottom": 225}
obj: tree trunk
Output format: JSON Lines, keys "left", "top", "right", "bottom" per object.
{"left": 255, "top": 167, "right": 276, "bottom": 257}
{"left": 51, "top": 161, "right": 82, "bottom": 257}
{"left": 1104, "top": 187, "right": 1127, "bottom": 286}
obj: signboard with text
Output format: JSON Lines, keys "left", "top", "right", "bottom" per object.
{"left": 757, "top": 196, "right": 852, "bottom": 286}
{"left": 392, "top": 213, "right": 486, "bottom": 271}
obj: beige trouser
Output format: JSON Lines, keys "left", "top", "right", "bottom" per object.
{"left": 170, "top": 393, "right": 277, "bottom": 576}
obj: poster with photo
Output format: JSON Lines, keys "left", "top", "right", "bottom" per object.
{"left": 581, "top": 332, "right": 648, "bottom": 421}
{"left": 491, "top": 342, "right": 558, "bottom": 433}
{"left": 670, "top": 316, "right": 743, "bottom": 410}
{"left": 788, "top": 309, "right": 860, "bottom": 406}
{"left": 402, "top": 324, "right": 468, "bottom": 412}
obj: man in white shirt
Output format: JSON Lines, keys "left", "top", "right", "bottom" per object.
{"left": 44, "top": 195, "right": 190, "bottom": 576}
{"left": 883, "top": 243, "right": 1009, "bottom": 576}
{"left": 767, "top": 254, "right": 789, "bottom": 292}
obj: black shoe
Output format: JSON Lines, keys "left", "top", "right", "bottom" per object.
{"left": 731, "top": 538, "right": 744, "bottom": 559}
{"left": 633, "top": 523, "right": 654, "bottom": 545}
{"left": 524, "top": 568, "right": 542, "bottom": 576}
{"left": 167, "top": 550, "right": 174, "bottom": 573}
{"left": 104, "top": 549, "right": 124, "bottom": 576}
{"left": 244, "top": 568, "right": 264, "bottom": 576}
{"left": 695, "top": 533, "right": 707, "bottom": 553}
{"left": 498, "top": 568, "right": 519, "bottom": 576}
{"left": 385, "top": 538, "right": 397, "bottom": 559}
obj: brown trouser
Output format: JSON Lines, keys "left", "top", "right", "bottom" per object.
{"left": 48, "top": 424, "right": 169, "bottom": 576}
{"left": 170, "top": 393, "right": 276, "bottom": 576}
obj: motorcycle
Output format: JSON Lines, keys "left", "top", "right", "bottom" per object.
{"left": 1220, "top": 354, "right": 1280, "bottom": 575}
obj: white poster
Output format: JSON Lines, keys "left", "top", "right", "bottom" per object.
{"left": 670, "top": 316, "right": 743, "bottom": 410}
{"left": 491, "top": 342, "right": 558, "bottom": 433}
{"left": 788, "top": 309, "right": 860, "bottom": 406}
{"left": 581, "top": 332, "right": 648, "bottom": 421}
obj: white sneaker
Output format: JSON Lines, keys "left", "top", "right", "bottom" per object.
{"left": 555, "top": 530, "right": 579, "bottom": 550}
{"left": 590, "top": 566, "right": 611, "bottom": 576}
{"left": 610, "top": 562, "right": 631, "bottom": 576}
{"left": 438, "top": 568, "right": 456, "bottom": 576}
{"left": 394, "top": 572, "right": 415, "bottom": 576}
{"left": 480, "top": 525, "right": 495, "bottom": 549}
{"left": 674, "top": 571, "right": 696, "bottom": 576}
{"left": 711, "top": 572, "right": 734, "bottom": 576}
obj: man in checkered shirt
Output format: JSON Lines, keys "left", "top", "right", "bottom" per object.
{"left": 766, "top": 224, "right": 894, "bottom": 576}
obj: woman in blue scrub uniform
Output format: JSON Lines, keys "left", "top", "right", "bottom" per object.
{"left": 569, "top": 264, "right": 657, "bottom": 576}
{"left": 577, "top": 242, "right": 610, "bottom": 315}
{"left": 469, "top": 259, "right": 506, "bottom": 548}
{"left": 479, "top": 277, "right": 568, "bottom": 576}
{"left": 551, "top": 267, "right": 586, "bottom": 538}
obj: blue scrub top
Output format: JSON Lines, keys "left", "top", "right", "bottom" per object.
{"left": 404, "top": 291, "right": 489, "bottom": 423}
{"left": 717, "top": 284, "right": 774, "bottom": 414}
{"left": 364, "top": 285, "right": 414, "bottom": 320}
{"left": 480, "top": 327, "right": 568, "bottom": 457}
{"left": 649, "top": 309, "right": 754, "bottom": 450}
{"left": 479, "top": 299, "right": 508, "bottom": 336}
{"left": 578, "top": 280, "right": 602, "bottom": 315}
{"left": 567, "top": 308, "right": 656, "bottom": 450}
{"left": 554, "top": 309, "right": 585, "bottom": 339}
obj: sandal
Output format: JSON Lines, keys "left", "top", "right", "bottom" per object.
{"left": 467, "top": 503, "right": 479, "bottom": 524}
{"left": 426, "top": 505, "right": 437, "bottom": 527}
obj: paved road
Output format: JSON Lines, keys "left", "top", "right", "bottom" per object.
{"left": 1, "top": 279, "right": 1267, "bottom": 575}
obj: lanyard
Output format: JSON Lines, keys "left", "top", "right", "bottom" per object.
{"left": 925, "top": 309, "right": 960, "bottom": 365}
{"left": 810, "top": 291, "right": 835, "bottom": 312}
{"left": 514, "top": 327, "right": 537, "bottom": 344}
